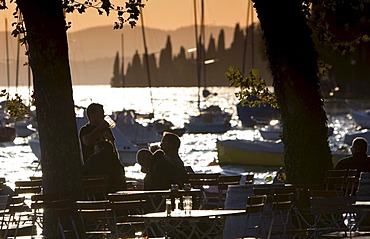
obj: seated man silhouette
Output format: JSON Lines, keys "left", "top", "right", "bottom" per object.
{"left": 335, "top": 137, "right": 370, "bottom": 173}
{"left": 136, "top": 148, "right": 175, "bottom": 190}
{"left": 83, "top": 140, "right": 127, "bottom": 193}
{"left": 159, "top": 132, "right": 189, "bottom": 187}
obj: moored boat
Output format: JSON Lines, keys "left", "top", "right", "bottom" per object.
{"left": 216, "top": 139, "right": 350, "bottom": 167}
{"left": 350, "top": 109, "right": 370, "bottom": 129}
{"left": 185, "top": 105, "right": 232, "bottom": 134}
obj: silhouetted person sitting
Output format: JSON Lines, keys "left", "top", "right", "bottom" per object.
{"left": 160, "top": 132, "right": 188, "bottom": 187}
{"left": 79, "top": 103, "right": 117, "bottom": 164}
{"left": 136, "top": 148, "right": 176, "bottom": 190}
{"left": 335, "top": 137, "right": 370, "bottom": 174}
{"left": 83, "top": 140, "right": 127, "bottom": 193}
{"left": 136, "top": 148, "right": 155, "bottom": 190}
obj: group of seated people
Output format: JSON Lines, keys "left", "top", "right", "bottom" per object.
{"left": 136, "top": 132, "right": 189, "bottom": 191}
{"left": 78, "top": 102, "right": 189, "bottom": 194}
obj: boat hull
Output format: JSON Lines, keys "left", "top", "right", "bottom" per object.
{"left": 217, "top": 139, "right": 350, "bottom": 167}
{"left": 217, "top": 139, "right": 284, "bottom": 167}
{"left": 350, "top": 109, "right": 370, "bottom": 129}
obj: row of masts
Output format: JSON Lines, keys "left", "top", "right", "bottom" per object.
{"left": 4, "top": 14, "right": 32, "bottom": 97}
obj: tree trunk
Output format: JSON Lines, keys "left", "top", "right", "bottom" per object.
{"left": 253, "top": 0, "right": 333, "bottom": 184}
{"left": 17, "top": 0, "right": 83, "bottom": 237}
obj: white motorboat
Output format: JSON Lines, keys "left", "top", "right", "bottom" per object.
{"left": 258, "top": 120, "right": 281, "bottom": 140}
{"left": 29, "top": 115, "right": 140, "bottom": 165}
{"left": 350, "top": 109, "right": 370, "bottom": 129}
{"left": 185, "top": 105, "right": 232, "bottom": 134}
{"left": 29, "top": 124, "right": 139, "bottom": 166}
{"left": 113, "top": 109, "right": 161, "bottom": 147}
{"left": 343, "top": 129, "right": 370, "bottom": 146}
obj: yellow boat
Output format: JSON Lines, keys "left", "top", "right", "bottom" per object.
{"left": 216, "top": 139, "right": 349, "bottom": 167}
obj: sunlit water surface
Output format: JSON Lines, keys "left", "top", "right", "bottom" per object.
{"left": 0, "top": 85, "right": 360, "bottom": 189}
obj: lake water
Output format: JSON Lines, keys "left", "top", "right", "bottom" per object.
{"left": 0, "top": 85, "right": 360, "bottom": 189}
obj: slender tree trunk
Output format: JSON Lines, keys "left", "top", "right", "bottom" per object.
{"left": 253, "top": 0, "right": 333, "bottom": 184}
{"left": 17, "top": 0, "right": 83, "bottom": 237}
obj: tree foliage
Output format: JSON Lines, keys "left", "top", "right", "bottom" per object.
{"left": 227, "top": 67, "right": 277, "bottom": 108}
{"left": 2, "top": 0, "right": 145, "bottom": 38}
{"left": 230, "top": 0, "right": 370, "bottom": 106}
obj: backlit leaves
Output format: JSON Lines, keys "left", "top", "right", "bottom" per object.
{"left": 0, "top": 90, "right": 34, "bottom": 120}
{"left": 226, "top": 66, "right": 278, "bottom": 108}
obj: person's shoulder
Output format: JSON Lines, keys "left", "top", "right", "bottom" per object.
{"left": 79, "top": 124, "right": 93, "bottom": 134}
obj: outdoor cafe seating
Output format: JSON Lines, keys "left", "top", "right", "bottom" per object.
{"left": 2, "top": 169, "right": 370, "bottom": 238}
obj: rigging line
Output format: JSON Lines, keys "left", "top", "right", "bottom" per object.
{"left": 193, "top": 0, "right": 201, "bottom": 110}
{"left": 5, "top": 18, "right": 10, "bottom": 92}
{"left": 121, "top": 34, "right": 125, "bottom": 87}
{"left": 15, "top": 10, "right": 22, "bottom": 94}
{"left": 140, "top": 7, "right": 155, "bottom": 117}
{"left": 201, "top": 0, "right": 206, "bottom": 91}
{"left": 242, "top": 0, "right": 252, "bottom": 76}
{"left": 251, "top": 0, "right": 255, "bottom": 68}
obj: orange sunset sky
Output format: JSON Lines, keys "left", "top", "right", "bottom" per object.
{"left": 0, "top": 0, "right": 257, "bottom": 32}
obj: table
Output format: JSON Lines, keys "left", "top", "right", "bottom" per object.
{"left": 352, "top": 201, "right": 370, "bottom": 231}
{"left": 114, "top": 189, "right": 201, "bottom": 212}
{"left": 130, "top": 209, "right": 247, "bottom": 238}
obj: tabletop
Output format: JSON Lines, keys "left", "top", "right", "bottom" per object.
{"left": 131, "top": 209, "right": 247, "bottom": 219}
{"left": 129, "top": 209, "right": 246, "bottom": 238}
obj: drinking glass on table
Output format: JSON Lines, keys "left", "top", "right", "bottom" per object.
{"left": 104, "top": 115, "right": 116, "bottom": 128}
{"left": 183, "top": 195, "right": 192, "bottom": 214}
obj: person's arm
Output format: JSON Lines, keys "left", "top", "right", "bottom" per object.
{"left": 81, "top": 121, "right": 109, "bottom": 146}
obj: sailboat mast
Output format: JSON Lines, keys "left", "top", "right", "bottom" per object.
{"left": 5, "top": 18, "right": 10, "bottom": 91}
{"left": 242, "top": 0, "right": 254, "bottom": 76}
{"left": 193, "top": 0, "right": 201, "bottom": 110}
{"left": 140, "top": 7, "right": 155, "bottom": 117}
{"left": 15, "top": 13, "right": 22, "bottom": 93}
{"left": 121, "top": 34, "right": 125, "bottom": 87}
{"left": 200, "top": 0, "right": 206, "bottom": 90}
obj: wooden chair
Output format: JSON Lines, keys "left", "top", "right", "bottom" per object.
{"left": 245, "top": 174, "right": 255, "bottom": 186}
{"left": 52, "top": 199, "right": 81, "bottom": 239}
{"left": 14, "top": 179, "right": 42, "bottom": 199}
{"left": 308, "top": 189, "right": 356, "bottom": 239}
{"left": 0, "top": 195, "right": 36, "bottom": 238}
{"left": 76, "top": 200, "right": 112, "bottom": 238}
{"left": 30, "top": 193, "right": 61, "bottom": 237}
{"left": 82, "top": 175, "right": 108, "bottom": 200}
{"left": 188, "top": 173, "right": 220, "bottom": 209}
{"left": 217, "top": 175, "right": 241, "bottom": 208}
{"left": 267, "top": 192, "right": 294, "bottom": 239}
{"left": 325, "top": 169, "right": 359, "bottom": 195}
{"left": 107, "top": 193, "right": 148, "bottom": 238}
{"left": 245, "top": 195, "right": 267, "bottom": 238}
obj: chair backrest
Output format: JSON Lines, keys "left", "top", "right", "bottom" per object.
{"left": 188, "top": 173, "right": 221, "bottom": 187}
{"left": 325, "top": 169, "right": 359, "bottom": 194}
{"left": 218, "top": 175, "right": 241, "bottom": 192}
{"left": 246, "top": 195, "right": 266, "bottom": 213}
{"left": 76, "top": 199, "right": 112, "bottom": 235}
{"left": 245, "top": 174, "right": 255, "bottom": 186}
{"left": 107, "top": 193, "right": 148, "bottom": 216}
{"left": 271, "top": 192, "right": 294, "bottom": 212}
{"left": 14, "top": 180, "right": 42, "bottom": 196}
{"left": 309, "top": 189, "right": 355, "bottom": 215}
{"left": 52, "top": 199, "right": 80, "bottom": 239}
{"left": 82, "top": 175, "right": 108, "bottom": 200}
{"left": 253, "top": 187, "right": 273, "bottom": 203}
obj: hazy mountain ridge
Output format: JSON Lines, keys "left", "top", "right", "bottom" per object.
{"left": 0, "top": 24, "right": 237, "bottom": 85}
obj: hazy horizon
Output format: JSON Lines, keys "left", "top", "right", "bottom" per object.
{"left": 0, "top": 0, "right": 257, "bottom": 32}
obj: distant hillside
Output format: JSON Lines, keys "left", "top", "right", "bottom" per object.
{"left": 0, "top": 25, "right": 238, "bottom": 85}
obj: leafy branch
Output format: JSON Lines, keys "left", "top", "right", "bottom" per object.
{"left": 226, "top": 66, "right": 278, "bottom": 108}
{"left": 0, "top": 90, "right": 35, "bottom": 120}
